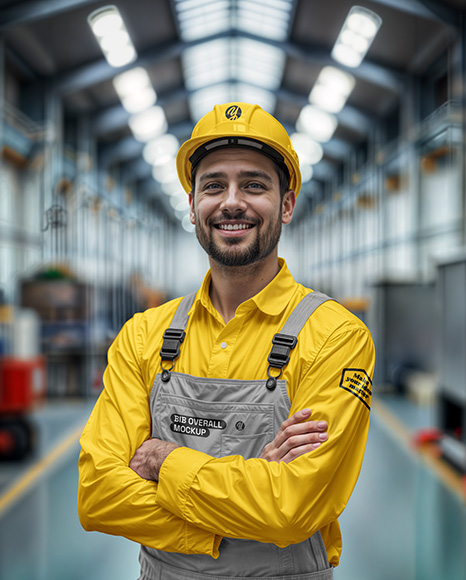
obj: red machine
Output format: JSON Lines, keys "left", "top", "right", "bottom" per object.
{"left": 0, "top": 356, "right": 46, "bottom": 460}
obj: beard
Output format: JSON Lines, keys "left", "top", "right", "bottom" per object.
{"left": 194, "top": 209, "right": 283, "bottom": 267}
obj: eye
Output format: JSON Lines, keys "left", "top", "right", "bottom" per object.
{"left": 203, "top": 182, "right": 224, "bottom": 192}
{"left": 245, "top": 182, "right": 266, "bottom": 192}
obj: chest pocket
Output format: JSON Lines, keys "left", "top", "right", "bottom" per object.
{"left": 151, "top": 290, "right": 333, "bottom": 459}
{"left": 151, "top": 372, "right": 289, "bottom": 459}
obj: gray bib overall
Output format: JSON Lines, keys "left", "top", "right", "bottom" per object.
{"left": 139, "top": 292, "right": 334, "bottom": 580}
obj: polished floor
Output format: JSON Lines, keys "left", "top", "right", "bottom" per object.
{"left": 0, "top": 394, "right": 465, "bottom": 580}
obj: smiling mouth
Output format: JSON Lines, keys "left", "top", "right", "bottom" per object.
{"left": 216, "top": 223, "right": 254, "bottom": 231}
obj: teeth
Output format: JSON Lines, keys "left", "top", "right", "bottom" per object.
{"left": 219, "top": 224, "right": 252, "bottom": 231}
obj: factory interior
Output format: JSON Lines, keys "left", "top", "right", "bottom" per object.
{"left": 0, "top": 0, "right": 466, "bottom": 578}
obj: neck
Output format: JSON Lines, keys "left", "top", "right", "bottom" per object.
{"left": 209, "top": 253, "right": 280, "bottom": 323}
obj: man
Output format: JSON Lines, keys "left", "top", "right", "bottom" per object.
{"left": 78, "top": 102, "right": 375, "bottom": 580}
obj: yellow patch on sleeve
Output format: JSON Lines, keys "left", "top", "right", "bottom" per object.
{"left": 339, "top": 368, "right": 372, "bottom": 410}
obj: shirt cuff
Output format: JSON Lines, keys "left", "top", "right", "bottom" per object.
{"left": 157, "top": 447, "right": 220, "bottom": 551}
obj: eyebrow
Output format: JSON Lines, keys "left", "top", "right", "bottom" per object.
{"left": 198, "top": 170, "right": 275, "bottom": 185}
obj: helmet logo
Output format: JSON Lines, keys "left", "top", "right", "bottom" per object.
{"left": 225, "top": 105, "right": 242, "bottom": 121}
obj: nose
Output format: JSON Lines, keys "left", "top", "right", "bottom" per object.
{"left": 219, "top": 182, "right": 247, "bottom": 214}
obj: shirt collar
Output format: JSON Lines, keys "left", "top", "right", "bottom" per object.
{"left": 191, "top": 258, "right": 297, "bottom": 319}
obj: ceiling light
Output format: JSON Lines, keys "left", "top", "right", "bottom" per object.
{"left": 113, "top": 67, "right": 157, "bottom": 113}
{"left": 309, "top": 66, "right": 355, "bottom": 113}
{"left": 296, "top": 105, "right": 337, "bottom": 143}
{"left": 88, "top": 6, "right": 123, "bottom": 37}
{"left": 301, "top": 164, "right": 313, "bottom": 184}
{"left": 152, "top": 158, "right": 177, "bottom": 184}
{"left": 331, "top": 6, "right": 382, "bottom": 68}
{"left": 181, "top": 214, "right": 195, "bottom": 233}
{"left": 143, "top": 134, "right": 180, "bottom": 166}
{"left": 290, "top": 133, "right": 324, "bottom": 165}
{"left": 128, "top": 106, "right": 167, "bottom": 142}
{"left": 162, "top": 180, "right": 185, "bottom": 196}
{"left": 88, "top": 5, "right": 137, "bottom": 68}
{"left": 113, "top": 67, "right": 152, "bottom": 95}
{"left": 120, "top": 88, "right": 156, "bottom": 113}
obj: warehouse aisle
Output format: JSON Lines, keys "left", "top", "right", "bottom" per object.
{"left": 0, "top": 396, "right": 465, "bottom": 580}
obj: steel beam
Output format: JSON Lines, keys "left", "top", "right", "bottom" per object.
{"left": 369, "top": 0, "right": 460, "bottom": 28}
{"left": 0, "top": 0, "right": 99, "bottom": 31}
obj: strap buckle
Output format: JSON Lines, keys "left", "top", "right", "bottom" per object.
{"left": 267, "top": 333, "right": 297, "bottom": 370}
{"left": 160, "top": 328, "right": 186, "bottom": 362}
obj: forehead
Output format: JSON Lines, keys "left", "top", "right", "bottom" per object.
{"left": 195, "top": 148, "right": 279, "bottom": 180}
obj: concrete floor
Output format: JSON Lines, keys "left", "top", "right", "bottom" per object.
{"left": 0, "top": 394, "right": 465, "bottom": 580}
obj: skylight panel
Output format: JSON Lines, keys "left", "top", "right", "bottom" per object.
{"left": 177, "top": 0, "right": 229, "bottom": 20}
{"left": 182, "top": 39, "right": 231, "bottom": 91}
{"left": 236, "top": 0, "right": 293, "bottom": 41}
{"left": 236, "top": 14, "right": 288, "bottom": 41}
{"left": 175, "top": 0, "right": 231, "bottom": 41}
{"left": 238, "top": 0, "right": 289, "bottom": 20}
{"left": 240, "top": 0, "right": 292, "bottom": 10}
{"left": 235, "top": 38, "right": 285, "bottom": 90}
{"left": 175, "top": 0, "right": 221, "bottom": 13}
{"left": 188, "top": 84, "right": 233, "bottom": 122}
{"left": 234, "top": 84, "right": 276, "bottom": 114}
{"left": 179, "top": 13, "right": 230, "bottom": 41}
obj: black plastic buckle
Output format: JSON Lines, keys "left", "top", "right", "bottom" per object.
{"left": 160, "top": 328, "right": 186, "bottom": 361}
{"left": 267, "top": 333, "right": 297, "bottom": 369}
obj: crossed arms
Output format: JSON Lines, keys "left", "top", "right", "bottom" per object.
{"left": 78, "top": 315, "right": 374, "bottom": 557}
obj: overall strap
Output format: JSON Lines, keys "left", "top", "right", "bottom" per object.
{"left": 266, "top": 291, "right": 333, "bottom": 390}
{"left": 159, "top": 292, "right": 197, "bottom": 382}
{"left": 280, "top": 291, "right": 332, "bottom": 336}
{"left": 168, "top": 292, "right": 197, "bottom": 330}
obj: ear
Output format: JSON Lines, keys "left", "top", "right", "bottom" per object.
{"left": 189, "top": 192, "right": 195, "bottom": 224}
{"left": 281, "top": 190, "right": 296, "bottom": 225}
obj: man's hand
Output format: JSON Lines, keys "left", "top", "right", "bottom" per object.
{"left": 260, "top": 409, "right": 328, "bottom": 464}
{"left": 129, "top": 438, "right": 180, "bottom": 481}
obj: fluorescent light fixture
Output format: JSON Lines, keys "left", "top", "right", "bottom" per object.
{"left": 162, "top": 180, "right": 185, "bottom": 196}
{"left": 120, "top": 89, "right": 156, "bottom": 113}
{"left": 152, "top": 158, "right": 177, "bottom": 184}
{"left": 290, "top": 133, "right": 324, "bottom": 165}
{"left": 309, "top": 66, "right": 355, "bottom": 113}
{"left": 296, "top": 105, "right": 338, "bottom": 143}
{"left": 301, "top": 164, "right": 313, "bottom": 184}
{"left": 143, "top": 134, "right": 180, "bottom": 166}
{"left": 331, "top": 6, "right": 382, "bottom": 68}
{"left": 88, "top": 5, "right": 137, "bottom": 68}
{"left": 170, "top": 195, "right": 188, "bottom": 210}
{"left": 182, "top": 214, "right": 195, "bottom": 233}
{"left": 113, "top": 67, "right": 157, "bottom": 113}
{"left": 128, "top": 106, "right": 167, "bottom": 142}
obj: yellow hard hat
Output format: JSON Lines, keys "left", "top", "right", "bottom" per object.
{"left": 176, "top": 102, "right": 302, "bottom": 196}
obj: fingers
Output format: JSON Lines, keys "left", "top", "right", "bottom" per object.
{"left": 259, "top": 409, "right": 329, "bottom": 463}
{"left": 273, "top": 411, "right": 328, "bottom": 451}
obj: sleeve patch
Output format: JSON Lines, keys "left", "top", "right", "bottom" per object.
{"left": 339, "top": 368, "right": 372, "bottom": 410}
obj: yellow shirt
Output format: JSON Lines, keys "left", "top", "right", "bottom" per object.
{"left": 78, "top": 258, "right": 375, "bottom": 567}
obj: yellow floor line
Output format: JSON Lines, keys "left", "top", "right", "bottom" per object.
{"left": 0, "top": 421, "right": 85, "bottom": 518}
{"left": 372, "top": 398, "right": 465, "bottom": 503}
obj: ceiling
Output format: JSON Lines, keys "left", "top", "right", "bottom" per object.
{"left": 0, "top": 0, "right": 464, "bottom": 221}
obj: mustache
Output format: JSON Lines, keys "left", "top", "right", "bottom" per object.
{"left": 209, "top": 212, "right": 260, "bottom": 227}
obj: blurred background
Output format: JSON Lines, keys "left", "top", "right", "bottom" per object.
{"left": 0, "top": 0, "right": 465, "bottom": 579}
